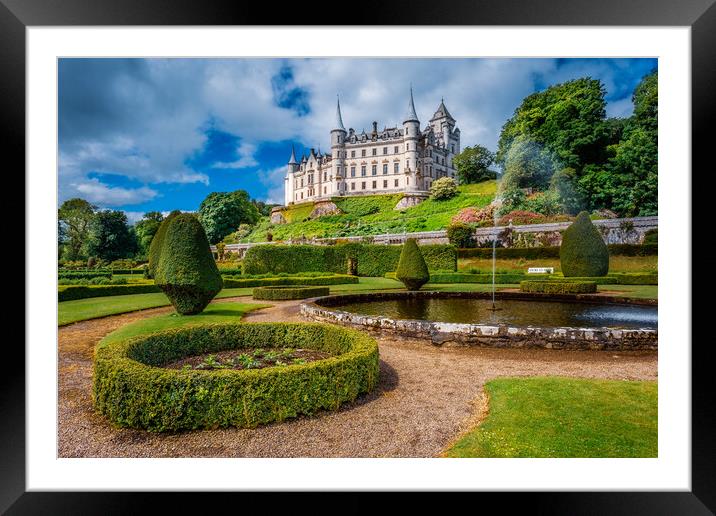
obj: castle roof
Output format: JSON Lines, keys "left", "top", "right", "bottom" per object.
{"left": 404, "top": 86, "right": 419, "bottom": 123}
{"left": 287, "top": 144, "right": 298, "bottom": 165}
{"left": 334, "top": 96, "right": 346, "bottom": 132}
{"left": 430, "top": 98, "right": 454, "bottom": 122}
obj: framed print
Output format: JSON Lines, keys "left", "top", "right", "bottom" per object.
{"left": 5, "top": 0, "right": 714, "bottom": 512}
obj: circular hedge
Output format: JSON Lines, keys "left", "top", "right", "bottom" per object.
{"left": 520, "top": 280, "right": 597, "bottom": 294}
{"left": 252, "top": 285, "right": 330, "bottom": 300}
{"left": 93, "top": 322, "right": 379, "bottom": 432}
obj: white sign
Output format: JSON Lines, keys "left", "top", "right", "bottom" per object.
{"left": 528, "top": 267, "right": 554, "bottom": 274}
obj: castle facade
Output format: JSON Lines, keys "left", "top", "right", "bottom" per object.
{"left": 284, "top": 89, "right": 460, "bottom": 206}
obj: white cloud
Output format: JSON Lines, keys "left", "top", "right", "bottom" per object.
{"left": 72, "top": 178, "right": 158, "bottom": 206}
{"left": 213, "top": 141, "right": 259, "bottom": 169}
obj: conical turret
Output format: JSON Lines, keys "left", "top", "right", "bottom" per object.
{"left": 334, "top": 95, "right": 346, "bottom": 132}
{"left": 404, "top": 86, "right": 419, "bottom": 123}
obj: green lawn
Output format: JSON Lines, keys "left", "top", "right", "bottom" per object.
{"left": 100, "top": 302, "right": 269, "bottom": 345}
{"left": 459, "top": 255, "right": 658, "bottom": 274}
{"left": 444, "top": 377, "right": 658, "bottom": 458}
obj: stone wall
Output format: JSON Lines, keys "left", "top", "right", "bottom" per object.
{"left": 301, "top": 291, "right": 657, "bottom": 351}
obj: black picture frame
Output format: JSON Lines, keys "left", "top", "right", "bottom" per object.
{"left": 5, "top": 0, "right": 713, "bottom": 512}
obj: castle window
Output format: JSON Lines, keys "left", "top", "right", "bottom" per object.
{"left": 351, "top": 150, "right": 355, "bottom": 158}
{"left": 361, "top": 165, "right": 366, "bottom": 176}
{"left": 383, "top": 147, "right": 388, "bottom": 155}
{"left": 394, "top": 146, "right": 399, "bottom": 153}
{"left": 361, "top": 149, "right": 366, "bottom": 157}
{"left": 394, "top": 162, "right": 399, "bottom": 173}
{"left": 351, "top": 166, "right": 356, "bottom": 177}
{"left": 324, "top": 171, "right": 328, "bottom": 181}
{"left": 394, "top": 179, "right": 399, "bottom": 187}
{"left": 300, "top": 179, "right": 304, "bottom": 187}
{"left": 351, "top": 183, "right": 355, "bottom": 190}
{"left": 406, "top": 143, "right": 409, "bottom": 150}
{"left": 324, "top": 186, "right": 327, "bottom": 194}
{"left": 372, "top": 181, "right": 377, "bottom": 189}
{"left": 361, "top": 182, "right": 366, "bottom": 190}
{"left": 372, "top": 148, "right": 377, "bottom": 156}
{"left": 372, "top": 165, "right": 377, "bottom": 175}
{"left": 383, "top": 180, "right": 388, "bottom": 188}
{"left": 451, "top": 144, "right": 455, "bottom": 153}
{"left": 383, "top": 164, "right": 388, "bottom": 174}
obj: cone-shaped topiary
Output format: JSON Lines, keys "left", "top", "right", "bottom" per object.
{"left": 146, "top": 210, "right": 181, "bottom": 279}
{"left": 154, "top": 213, "right": 223, "bottom": 314}
{"left": 560, "top": 211, "right": 609, "bottom": 277}
{"left": 396, "top": 238, "right": 430, "bottom": 291}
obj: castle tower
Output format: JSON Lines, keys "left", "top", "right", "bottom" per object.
{"left": 284, "top": 144, "right": 299, "bottom": 205}
{"left": 330, "top": 95, "right": 347, "bottom": 195}
{"left": 403, "top": 87, "right": 420, "bottom": 191}
{"left": 430, "top": 98, "right": 457, "bottom": 152}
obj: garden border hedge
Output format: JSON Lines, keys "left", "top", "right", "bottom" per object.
{"left": 222, "top": 274, "right": 359, "bottom": 288}
{"left": 252, "top": 286, "right": 330, "bottom": 300}
{"left": 93, "top": 322, "right": 380, "bottom": 431}
{"left": 520, "top": 280, "right": 597, "bottom": 294}
{"left": 457, "top": 243, "right": 657, "bottom": 259}
{"left": 58, "top": 284, "right": 161, "bottom": 302}
{"left": 58, "top": 271, "right": 113, "bottom": 280}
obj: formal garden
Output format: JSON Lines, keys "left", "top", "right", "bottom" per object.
{"left": 57, "top": 205, "right": 658, "bottom": 458}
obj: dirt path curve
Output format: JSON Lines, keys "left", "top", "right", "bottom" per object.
{"left": 59, "top": 297, "right": 657, "bottom": 458}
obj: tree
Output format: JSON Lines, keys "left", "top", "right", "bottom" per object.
{"left": 58, "top": 198, "right": 96, "bottom": 261}
{"left": 252, "top": 200, "right": 279, "bottom": 217}
{"left": 496, "top": 77, "right": 610, "bottom": 173}
{"left": 86, "top": 210, "right": 137, "bottom": 262}
{"left": 500, "top": 135, "right": 554, "bottom": 191}
{"left": 453, "top": 145, "right": 496, "bottom": 184}
{"left": 559, "top": 211, "right": 609, "bottom": 277}
{"left": 198, "top": 190, "right": 260, "bottom": 244}
{"left": 134, "top": 211, "right": 164, "bottom": 257}
{"left": 154, "top": 213, "right": 223, "bottom": 315}
{"left": 395, "top": 238, "right": 430, "bottom": 291}
{"left": 549, "top": 168, "right": 585, "bottom": 215}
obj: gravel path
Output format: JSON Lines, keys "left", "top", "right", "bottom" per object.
{"left": 58, "top": 297, "right": 657, "bottom": 458}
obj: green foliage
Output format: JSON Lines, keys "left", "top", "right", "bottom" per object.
{"left": 147, "top": 210, "right": 181, "bottom": 279}
{"left": 458, "top": 243, "right": 656, "bottom": 260}
{"left": 242, "top": 243, "right": 457, "bottom": 277}
{"left": 560, "top": 211, "right": 609, "bottom": 277}
{"left": 134, "top": 211, "right": 164, "bottom": 256}
{"left": 446, "top": 222, "right": 475, "bottom": 248}
{"left": 395, "top": 238, "right": 430, "bottom": 291}
{"left": 252, "top": 286, "right": 330, "bottom": 300}
{"left": 58, "top": 270, "right": 112, "bottom": 280}
{"left": 58, "top": 284, "right": 161, "bottom": 302}
{"left": 549, "top": 168, "right": 584, "bottom": 214}
{"left": 154, "top": 213, "right": 223, "bottom": 314}
{"left": 86, "top": 210, "right": 137, "bottom": 262}
{"left": 453, "top": 145, "right": 496, "bottom": 184}
{"left": 223, "top": 274, "right": 358, "bottom": 288}
{"left": 520, "top": 280, "right": 597, "bottom": 294}
{"left": 93, "top": 323, "right": 379, "bottom": 431}
{"left": 429, "top": 272, "right": 533, "bottom": 284}
{"left": 642, "top": 229, "right": 657, "bottom": 245}
{"left": 501, "top": 135, "right": 555, "bottom": 191}
{"left": 58, "top": 198, "right": 97, "bottom": 261}
{"left": 198, "top": 190, "right": 260, "bottom": 244}
{"left": 430, "top": 177, "right": 458, "bottom": 200}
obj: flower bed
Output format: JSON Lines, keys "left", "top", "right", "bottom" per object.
{"left": 93, "top": 323, "right": 379, "bottom": 431}
{"left": 252, "top": 285, "right": 330, "bottom": 300}
{"left": 520, "top": 280, "right": 597, "bottom": 294}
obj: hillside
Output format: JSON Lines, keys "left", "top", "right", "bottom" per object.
{"left": 244, "top": 181, "right": 496, "bottom": 242}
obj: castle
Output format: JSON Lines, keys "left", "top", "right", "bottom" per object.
{"left": 283, "top": 88, "right": 460, "bottom": 206}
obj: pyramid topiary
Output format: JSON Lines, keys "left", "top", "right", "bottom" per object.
{"left": 146, "top": 210, "right": 181, "bottom": 279}
{"left": 560, "top": 211, "right": 609, "bottom": 277}
{"left": 154, "top": 213, "right": 223, "bottom": 314}
{"left": 395, "top": 238, "right": 430, "bottom": 291}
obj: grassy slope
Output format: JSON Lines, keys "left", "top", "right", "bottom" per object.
{"left": 246, "top": 181, "right": 497, "bottom": 241}
{"left": 444, "top": 377, "right": 658, "bottom": 458}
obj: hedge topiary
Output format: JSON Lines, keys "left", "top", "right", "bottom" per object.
{"left": 395, "top": 238, "right": 429, "bottom": 290}
{"left": 146, "top": 210, "right": 180, "bottom": 279}
{"left": 154, "top": 213, "right": 223, "bottom": 314}
{"left": 93, "top": 322, "right": 379, "bottom": 431}
{"left": 446, "top": 222, "right": 475, "bottom": 248}
{"left": 520, "top": 280, "right": 597, "bottom": 294}
{"left": 560, "top": 211, "right": 609, "bottom": 277}
{"left": 252, "top": 286, "right": 330, "bottom": 300}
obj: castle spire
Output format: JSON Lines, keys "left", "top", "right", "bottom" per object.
{"left": 287, "top": 144, "right": 297, "bottom": 165}
{"left": 334, "top": 95, "right": 346, "bottom": 132}
{"left": 404, "top": 85, "right": 419, "bottom": 123}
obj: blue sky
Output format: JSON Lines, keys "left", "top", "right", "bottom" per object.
{"left": 58, "top": 57, "right": 657, "bottom": 223}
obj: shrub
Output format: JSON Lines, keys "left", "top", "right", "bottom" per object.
{"left": 147, "top": 211, "right": 180, "bottom": 279}
{"left": 58, "top": 277, "right": 129, "bottom": 286}
{"left": 395, "top": 238, "right": 429, "bottom": 291}
{"left": 223, "top": 274, "right": 358, "bottom": 288}
{"left": 58, "top": 284, "right": 161, "bottom": 302}
{"left": 58, "top": 270, "right": 112, "bottom": 280}
{"left": 93, "top": 323, "right": 379, "bottom": 431}
{"left": 154, "top": 214, "right": 223, "bottom": 315}
{"left": 520, "top": 280, "right": 597, "bottom": 294}
{"left": 643, "top": 229, "right": 658, "bottom": 245}
{"left": 457, "top": 244, "right": 655, "bottom": 259}
{"left": 451, "top": 205, "right": 495, "bottom": 225}
{"left": 252, "top": 286, "right": 330, "bottom": 300}
{"left": 429, "top": 177, "right": 458, "bottom": 200}
{"left": 218, "top": 267, "right": 243, "bottom": 276}
{"left": 560, "top": 211, "right": 609, "bottom": 277}
{"left": 429, "top": 272, "right": 533, "bottom": 284}
{"left": 446, "top": 222, "right": 475, "bottom": 248}
{"left": 498, "top": 210, "right": 545, "bottom": 226}
{"left": 242, "top": 243, "right": 456, "bottom": 277}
